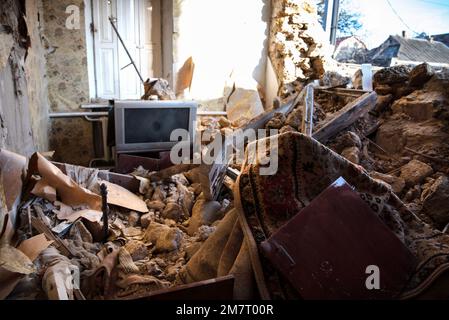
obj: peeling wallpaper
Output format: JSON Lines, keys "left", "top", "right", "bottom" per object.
{"left": 0, "top": 0, "right": 50, "bottom": 156}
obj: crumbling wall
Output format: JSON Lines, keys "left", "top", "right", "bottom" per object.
{"left": 269, "top": 0, "right": 331, "bottom": 98}
{"left": 42, "top": 0, "right": 94, "bottom": 166}
{"left": 0, "top": 0, "right": 50, "bottom": 155}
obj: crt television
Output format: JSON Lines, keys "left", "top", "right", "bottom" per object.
{"left": 114, "top": 100, "right": 197, "bottom": 153}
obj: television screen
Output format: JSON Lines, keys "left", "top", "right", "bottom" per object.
{"left": 114, "top": 100, "right": 197, "bottom": 153}
{"left": 124, "top": 108, "right": 190, "bottom": 143}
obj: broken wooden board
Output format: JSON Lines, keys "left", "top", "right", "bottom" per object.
{"left": 17, "top": 233, "right": 53, "bottom": 261}
{"left": 31, "top": 216, "right": 74, "bottom": 257}
{"left": 100, "top": 181, "right": 148, "bottom": 213}
{"left": 313, "top": 91, "right": 377, "bottom": 143}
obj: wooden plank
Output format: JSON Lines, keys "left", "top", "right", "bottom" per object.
{"left": 313, "top": 91, "right": 377, "bottom": 142}
{"left": 31, "top": 216, "right": 74, "bottom": 257}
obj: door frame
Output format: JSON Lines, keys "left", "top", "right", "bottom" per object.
{"left": 84, "top": 0, "right": 174, "bottom": 100}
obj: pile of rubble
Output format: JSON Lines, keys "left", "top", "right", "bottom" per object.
{"left": 4, "top": 153, "right": 232, "bottom": 300}
{"left": 262, "top": 62, "right": 449, "bottom": 231}
{"left": 330, "top": 64, "right": 449, "bottom": 230}
{"left": 369, "top": 64, "right": 449, "bottom": 228}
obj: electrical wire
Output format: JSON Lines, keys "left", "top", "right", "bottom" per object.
{"left": 385, "top": 0, "right": 420, "bottom": 35}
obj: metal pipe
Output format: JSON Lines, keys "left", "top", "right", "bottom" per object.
{"left": 109, "top": 16, "right": 145, "bottom": 85}
{"left": 49, "top": 112, "right": 109, "bottom": 118}
{"left": 330, "top": 0, "right": 340, "bottom": 45}
{"left": 49, "top": 111, "right": 225, "bottom": 118}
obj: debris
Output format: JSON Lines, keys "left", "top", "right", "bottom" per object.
{"left": 313, "top": 91, "right": 377, "bottom": 142}
{"left": 373, "top": 65, "right": 412, "bottom": 86}
{"left": 146, "top": 200, "right": 165, "bottom": 211}
{"left": 409, "top": 63, "right": 434, "bottom": 88}
{"left": 341, "top": 147, "right": 361, "bottom": 164}
{"left": 320, "top": 71, "right": 350, "bottom": 88}
{"left": 400, "top": 159, "right": 433, "bottom": 187}
{"left": 421, "top": 176, "right": 449, "bottom": 225}
{"left": 27, "top": 153, "right": 101, "bottom": 210}
{"left": 0, "top": 149, "right": 26, "bottom": 210}
{"left": 370, "top": 171, "right": 405, "bottom": 194}
{"left": 391, "top": 91, "right": 442, "bottom": 121}
{"left": 335, "top": 131, "right": 362, "bottom": 152}
{"left": 31, "top": 216, "right": 74, "bottom": 257}
{"left": 162, "top": 203, "right": 183, "bottom": 222}
{"left": 374, "top": 94, "right": 394, "bottom": 113}
{"left": 59, "top": 209, "right": 103, "bottom": 223}
{"left": 224, "top": 72, "right": 265, "bottom": 127}
{"left": 118, "top": 247, "right": 140, "bottom": 273}
{"left": 142, "top": 78, "right": 176, "bottom": 100}
{"left": 175, "top": 56, "right": 195, "bottom": 96}
{"left": 99, "top": 180, "right": 148, "bottom": 213}
{"left": 127, "top": 211, "right": 140, "bottom": 227}
{"left": 187, "top": 198, "right": 223, "bottom": 236}
{"left": 143, "top": 222, "right": 183, "bottom": 253}
{"left": 0, "top": 245, "right": 36, "bottom": 274}
{"left": 17, "top": 233, "right": 53, "bottom": 261}
{"left": 41, "top": 247, "right": 79, "bottom": 300}
{"left": 69, "top": 220, "right": 93, "bottom": 243}
{"left": 124, "top": 240, "right": 148, "bottom": 261}
{"left": 140, "top": 212, "right": 153, "bottom": 229}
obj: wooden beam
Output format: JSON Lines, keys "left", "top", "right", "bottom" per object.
{"left": 313, "top": 91, "right": 377, "bottom": 142}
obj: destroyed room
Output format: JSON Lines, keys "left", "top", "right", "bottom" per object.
{"left": 2, "top": 0, "right": 449, "bottom": 307}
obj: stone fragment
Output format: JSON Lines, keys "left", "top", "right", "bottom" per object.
{"left": 374, "top": 65, "right": 412, "bottom": 86}
{"left": 140, "top": 212, "right": 153, "bottom": 228}
{"left": 400, "top": 160, "right": 433, "bottom": 187}
{"left": 266, "top": 113, "right": 286, "bottom": 130}
{"left": 338, "top": 131, "right": 362, "bottom": 151}
{"left": 391, "top": 91, "right": 441, "bottom": 121}
{"left": 162, "top": 203, "right": 183, "bottom": 222}
{"left": 128, "top": 211, "right": 140, "bottom": 227}
{"left": 144, "top": 222, "right": 182, "bottom": 252}
{"left": 341, "top": 147, "right": 360, "bottom": 164}
{"left": 146, "top": 200, "right": 166, "bottom": 211}
{"left": 218, "top": 116, "right": 232, "bottom": 128}
{"left": 187, "top": 199, "right": 222, "bottom": 236}
{"left": 370, "top": 171, "right": 405, "bottom": 194}
{"left": 420, "top": 176, "right": 449, "bottom": 225}
{"left": 409, "top": 63, "right": 434, "bottom": 88}
{"left": 124, "top": 240, "right": 149, "bottom": 261}
{"left": 374, "top": 94, "right": 394, "bottom": 113}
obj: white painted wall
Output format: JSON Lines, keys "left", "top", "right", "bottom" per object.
{"left": 172, "top": 0, "right": 271, "bottom": 107}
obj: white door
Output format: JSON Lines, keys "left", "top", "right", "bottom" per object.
{"left": 92, "top": 0, "right": 119, "bottom": 99}
{"left": 92, "top": 0, "right": 162, "bottom": 99}
{"left": 116, "top": 0, "right": 141, "bottom": 99}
